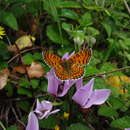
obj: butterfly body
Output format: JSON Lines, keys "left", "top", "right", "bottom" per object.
{"left": 43, "top": 49, "right": 92, "bottom": 80}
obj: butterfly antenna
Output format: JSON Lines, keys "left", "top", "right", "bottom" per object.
{"left": 42, "top": 48, "right": 48, "bottom": 55}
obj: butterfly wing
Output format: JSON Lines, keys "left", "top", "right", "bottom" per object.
{"left": 55, "top": 65, "right": 84, "bottom": 80}
{"left": 43, "top": 51, "right": 62, "bottom": 68}
{"left": 69, "top": 49, "right": 92, "bottom": 66}
{"left": 70, "top": 65, "right": 84, "bottom": 79}
{"left": 55, "top": 67, "right": 70, "bottom": 80}
{"left": 43, "top": 49, "right": 92, "bottom": 80}
{"left": 67, "top": 49, "right": 92, "bottom": 79}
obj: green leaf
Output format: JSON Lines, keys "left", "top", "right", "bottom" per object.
{"left": 56, "top": 1, "right": 81, "bottom": 8}
{"left": 5, "top": 83, "right": 13, "bottom": 97}
{"left": 47, "top": 24, "right": 69, "bottom": 44}
{"left": 0, "top": 11, "right": 18, "bottom": 30}
{"left": 60, "top": 9, "right": 79, "bottom": 20}
{"left": 33, "top": 52, "right": 42, "bottom": 60}
{"left": 102, "top": 23, "right": 112, "bottom": 37}
{"left": 0, "top": 41, "right": 10, "bottom": 60}
{"left": 19, "top": 78, "right": 30, "bottom": 88}
{"left": 23, "top": 53, "right": 34, "bottom": 64}
{"left": 42, "top": 0, "right": 59, "bottom": 21}
{"left": 79, "top": 12, "right": 93, "bottom": 26}
{"left": 111, "top": 116, "right": 130, "bottom": 128}
{"left": 39, "top": 115, "right": 58, "bottom": 129}
{"left": 17, "top": 101, "right": 31, "bottom": 112}
{"left": 7, "top": 125, "right": 17, "bottom": 130}
{"left": 124, "top": 38, "right": 130, "bottom": 46}
{"left": 85, "top": 65, "right": 100, "bottom": 76}
{"left": 86, "top": 27, "right": 100, "bottom": 36}
{"left": 67, "top": 123, "right": 90, "bottom": 130}
{"left": 17, "top": 88, "right": 32, "bottom": 97}
{"left": 0, "top": 61, "right": 8, "bottom": 70}
{"left": 30, "top": 79, "right": 39, "bottom": 89}
{"left": 109, "top": 97, "right": 124, "bottom": 110}
{"left": 62, "top": 23, "right": 73, "bottom": 32}
{"left": 98, "top": 105, "right": 118, "bottom": 117}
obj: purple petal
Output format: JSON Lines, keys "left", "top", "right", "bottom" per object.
{"left": 41, "top": 100, "right": 53, "bottom": 110}
{"left": 75, "top": 78, "right": 83, "bottom": 89}
{"left": 35, "top": 99, "right": 42, "bottom": 111}
{"left": 47, "top": 69, "right": 60, "bottom": 96}
{"left": 26, "top": 112, "right": 39, "bottom": 130}
{"left": 72, "top": 78, "right": 94, "bottom": 107}
{"left": 62, "top": 53, "right": 69, "bottom": 60}
{"left": 83, "top": 89, "right": 111, "bottom": 108}
{"left": 35, "top": 100, "right": 53, "bottom": 119}
{"left": 57, "top": 80, "right": 76, "bottom": 97}
{"left": 125, "top": 129, "right": 130, "bottom": 130}
{"left": 47, "top": 109, "right": 60, "bottom": 117}
{"left": 62, "top": 52, "right": 75, "bottom": 60}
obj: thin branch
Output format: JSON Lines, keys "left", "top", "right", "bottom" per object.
{"left": 84, "top": 66, "right": 130, "bottom": 79}
{"left": 11, "top": 106, "right": 25, "bottom": 127}
{"left": 7, "top": 46, "right": 42, "bottom": 64}
{"left": 123, "top": 0, "right": 130, "bottom": 14}
{"left": 14, "top": 44, "right": 30, "bottom": 80}
{"left": 0, "top": 121, "right": 6, "bottom": 130}
{"left": 0, "top": 93, "right": 49, "bottom": 102}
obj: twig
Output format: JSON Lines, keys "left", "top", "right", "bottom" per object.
{"left": 5, "top": 104, "right": 11, "bottom": 126}
{"left": 123, "top": 0, "right": 130, "bottom": 14}
{"left": 14, "top": 44, "right": 30, "bottom": 80}
{"left": 11, "top": 106, "right": 25, "bottom": 127}
{"left": 0, "top": 121, "right": 6, "bottom": 130}
{"left": 6, "top": 35, "right": 12, "bottom": 45}
{"left": 7, "top": 46, "right": 42, "bottom": 64}
{"left": 84, "top": 66, "right": 130, "bottom": 79}
{"left": 14, "top": 44, "right": 34, "bottom": 96}
{"left": 0, "top": 93, "right": 49, "bottom": 102}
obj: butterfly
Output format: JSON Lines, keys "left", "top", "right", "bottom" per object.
{"left": 43, "top": 49, "right": 92, "bottom": 80}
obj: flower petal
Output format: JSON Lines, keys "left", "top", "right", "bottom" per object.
{"left": 75, "top": 78, "right": 83, "bottom": 89}
{"left": 62, "top": 52, "right": 75, "bottom": 60}
{"left": 47, "top": 69, "right": 60, "bottom": 96}
{"left": 26, "top": 112, "right": 39, "bottom": 130}
{"left": 62, "top": 52, "right": 69, "bottom": 60}
{"left": 41, "top": 100, "right": 53, "bottom": 110}
{"left": 72, "top": 78, "right": 94, "bottom": 107}
{"left": 57, "top": 80, "right": 76, "bottom": 97}
{"left": 48, "top": 109, "right": 60, "bottom": 117}
{"left": 83, "top": 89, "right": 111, "bottom": 108}
{"left": 35, "top": 100, "right": 53, "bottom": 119}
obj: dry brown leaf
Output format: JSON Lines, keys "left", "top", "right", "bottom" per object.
{"left": 27, "top": 62, "right": 45, "bottom": 78}
{"left": 0, "top": 69, "right": 9, "bottom": 90}
{"left": 13, "top": 65, "right": 27, "bottom": 74}
{"left": 8, "top": 35, "right": 35, "bottom": 52}
{"left": 15, "top": 35, "right": 35, "bottom": 50}
{"left": 7, "top": 45, "right": 17, "bottom": 52}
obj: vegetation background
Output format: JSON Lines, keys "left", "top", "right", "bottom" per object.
{"left": 0, "top": 0, "right": 130, "bottom": 129}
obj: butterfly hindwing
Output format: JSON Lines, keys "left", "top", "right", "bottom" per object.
{"left": 43, "top": 49, "right": 92, "bottom": 80}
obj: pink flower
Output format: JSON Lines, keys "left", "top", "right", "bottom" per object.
{"left": 26, "top": 99, "right": 59, "bottom": 130}
{"left": 72, "top": 78, "right": 111, "bottom": 108}
{"left": 47, "top": 52, "right": 82, "bottom": 97}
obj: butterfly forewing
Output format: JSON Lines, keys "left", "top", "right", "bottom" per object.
{"left": 43, "top": 51, "right": 62, "bottom": 68}
{"left": 43, "top": 49, "right": 92, "bottom": 80}
{"left": 69, "top": 49, "right": 92, "bottom": 66}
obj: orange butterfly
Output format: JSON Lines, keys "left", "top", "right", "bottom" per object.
{"left": 43, "top": 49, "right": 92, "bottom": 80}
